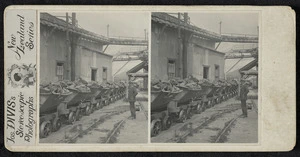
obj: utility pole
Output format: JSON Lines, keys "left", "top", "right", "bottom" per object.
{"left": 71, "top": 13, "right": 76, "bottom": 81}
{"left": 144, "top": 29, "right": 147, "bottom": 40}
{"left": 66, "top": 13, "right": 71, "bottom": 80}
{"left": 182, "top": 12, "right": 189, "bottom": 79}
{"left": 107, "top": 24, "right": 109, "bottom": 37}
{"left": 177, "top": 12, "right": 182, "bottom": 78}
{"left": 219, "top": 21, "right": 222, "bottom": 35}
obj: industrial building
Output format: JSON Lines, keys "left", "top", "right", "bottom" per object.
{"left": 40, "top": 13, "right": 148, "bottom": 85}
{"left": 151, "top": 13, "right": 258, "bottom": 81}
{"left": 40, "top": 13, "right": 113, "bottom": 83}
{"left": 151, "top": 13, "right": 225, "bottom": 81}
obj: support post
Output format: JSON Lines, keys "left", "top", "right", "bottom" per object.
{"left": 66, "top": 13, "right": 71, "bottom": 80}
{"left": 71, "top": 13, "right": 76, "bottom": 81}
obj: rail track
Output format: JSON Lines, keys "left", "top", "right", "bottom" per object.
{"left": 213, "top": 115, "right": 240, "bottom": 143}
{"left": 165, "top": 106, "right": 240, "bottom": 143}
{"left": 59, "top": 109, "right": 128, "bottom": 143}
{"left": 103, "top": 96, "right": 148, "bottom": 143}
{"left": 56, "top": 94, "right": 148, "bottom": 144}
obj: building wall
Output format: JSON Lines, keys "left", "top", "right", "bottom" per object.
{"left": 40, "top": 26, "right": 69, "bottom": 83}
{"left": 40, "top": 25, "right": 112, "bottom": 83}
{"left": 151, "top": 22, "right": 224, "bottom": 81}
{"left": 188, "top": 44, "right": 225, "bottom": 80}
{"left": 151, "top": 24, "right": 182, "bottom": 80}
{"left": 78, "top": 47, "right": 112, "bottom": 83}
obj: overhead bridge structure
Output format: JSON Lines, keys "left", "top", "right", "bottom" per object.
{"left": 109, "top": 37, "right": 148, "bottom": 46}
{"left": 221, "top": 34, "right": 258, "bottom": 43}
{"left": 224, "top": 47, "right": 258, "bottom": 59}
{"left": 112, "top": 50, "right": 148, "bottom": 62}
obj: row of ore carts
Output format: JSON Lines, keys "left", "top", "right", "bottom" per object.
{"left": 150, "top": 79, "right": 239, "bottom": 137}
{"left": 39, "top": 82, "right": 126, "bottom": 138}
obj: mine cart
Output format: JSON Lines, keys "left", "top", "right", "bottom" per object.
{"left": 114, "top": 85, "right": 122, "bottom": 100}
{"left": 59, "top": 88, "right": 92, "bottom": 123}
{"left": 102, "top": 87, "right": 113, "bottom": 105}
{"left": 89, "top": 86, "right": 110, "bottom": 110}
{"left": 227, "top": 84, "right": 236, "bottom": 98}
{"left": 222, "top": 84, "right": 231, "bottom": 101}
{"left": 150, "top": 89, "right": 182, "bottom": 137}
{"left": 214, "top": 85, "right": 225, "bottom": 104}
{"left": 196, "top": 84, "right": 214, "bottom": 108}
{"left": 39, "top": 91, "right": 72, "bottom": 138}
{"left": 109, "top": 86, "right": 118, "bottom": 102}
{"left": 170, "top": 86, "right": 203, "bottom": 119}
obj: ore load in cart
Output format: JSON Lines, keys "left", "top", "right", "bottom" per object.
{"left": 50, "top": 79, "right": 93, "bottom": 122}
{"left": 39, "top": 83, "right": 72, "bottom": 138}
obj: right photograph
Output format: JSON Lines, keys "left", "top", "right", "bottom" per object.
{"left": 150, "top": 12, "right": 259, "bottom": 143}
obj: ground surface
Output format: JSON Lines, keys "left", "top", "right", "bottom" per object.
{"left": 40, "top": 91, "right": 148, "bottom": 144}
{"left": 151, "top": 89, "right": 258, "bottom": 143}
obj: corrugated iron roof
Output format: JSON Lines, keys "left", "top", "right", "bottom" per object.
{"left": 40, "top": 13, "right": 110, "bottom": 44}
{"left": 152, "top": 12, "right": 222, "bottom": 41}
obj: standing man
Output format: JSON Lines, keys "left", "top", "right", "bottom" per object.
{"left": 128, "top": 81, "right": 138, "bottom": 119}
{"left": 240, "top": 80, "right": 250, "bottom": 117}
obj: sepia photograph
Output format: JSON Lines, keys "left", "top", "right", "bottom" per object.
{"left": 39, "top": 12, "right": 149, "bottom": 143}
{"left": 150, "top": 12, "right": 259, "bottom": 143}
{"left": 3, "top": 5, "right": 295, "bottom": 152}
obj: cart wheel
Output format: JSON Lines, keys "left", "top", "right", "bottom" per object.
{"left": 68, "top": 111, "right": 76, "bottom": 124}
{"left": 90, "top": 105, "right": 95, "bottom": 114}
{"left": 207, "top": 101, "right": 211, "bottom": 108}
{"left": 178, "top": 109, "right": 187, "bottom": 123}
{"left": 40, "top": 121, "right": 51, "bottom": 138}
{"left": 96, "top": 102, "right": 101, "bottom": 110}
{"left": 196, "top": 103, "right": 202, "bottom": 114}
{"left": 52, "top": 117, "right": 62, "bottom": 132}
{"left": 186, "top": 107, "right": 192, "bottom": 119}
{"left": 162, "top": 116, "right": 172, "bottom": 130}
{"left": 75, "top": 109, "right": 81, "bottom": 121}
{"left": 211, "top": 100, "right": 215, "bottom": 107}
{"left": 85, "top": 105, "right": 91, "bottom": 115}
{"left": 151, "top": 119, "right": 161, "bottom": 137}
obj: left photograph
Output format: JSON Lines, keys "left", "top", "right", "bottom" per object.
{"left": 39, "top": 12, "right": 149, "bottom": 143}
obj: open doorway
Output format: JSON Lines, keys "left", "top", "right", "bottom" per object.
{"left": 91, "top": 68, "right": 97, "bottom": 81}
{"left": 203, "top": 65, "right": 210, "bottom": 79}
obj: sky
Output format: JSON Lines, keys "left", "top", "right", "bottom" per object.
{"left": 47, "top": 12, "right": 258, "bottom": 78}
{"left": 188, "top": 12, "right": 259, "bottom": 73}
